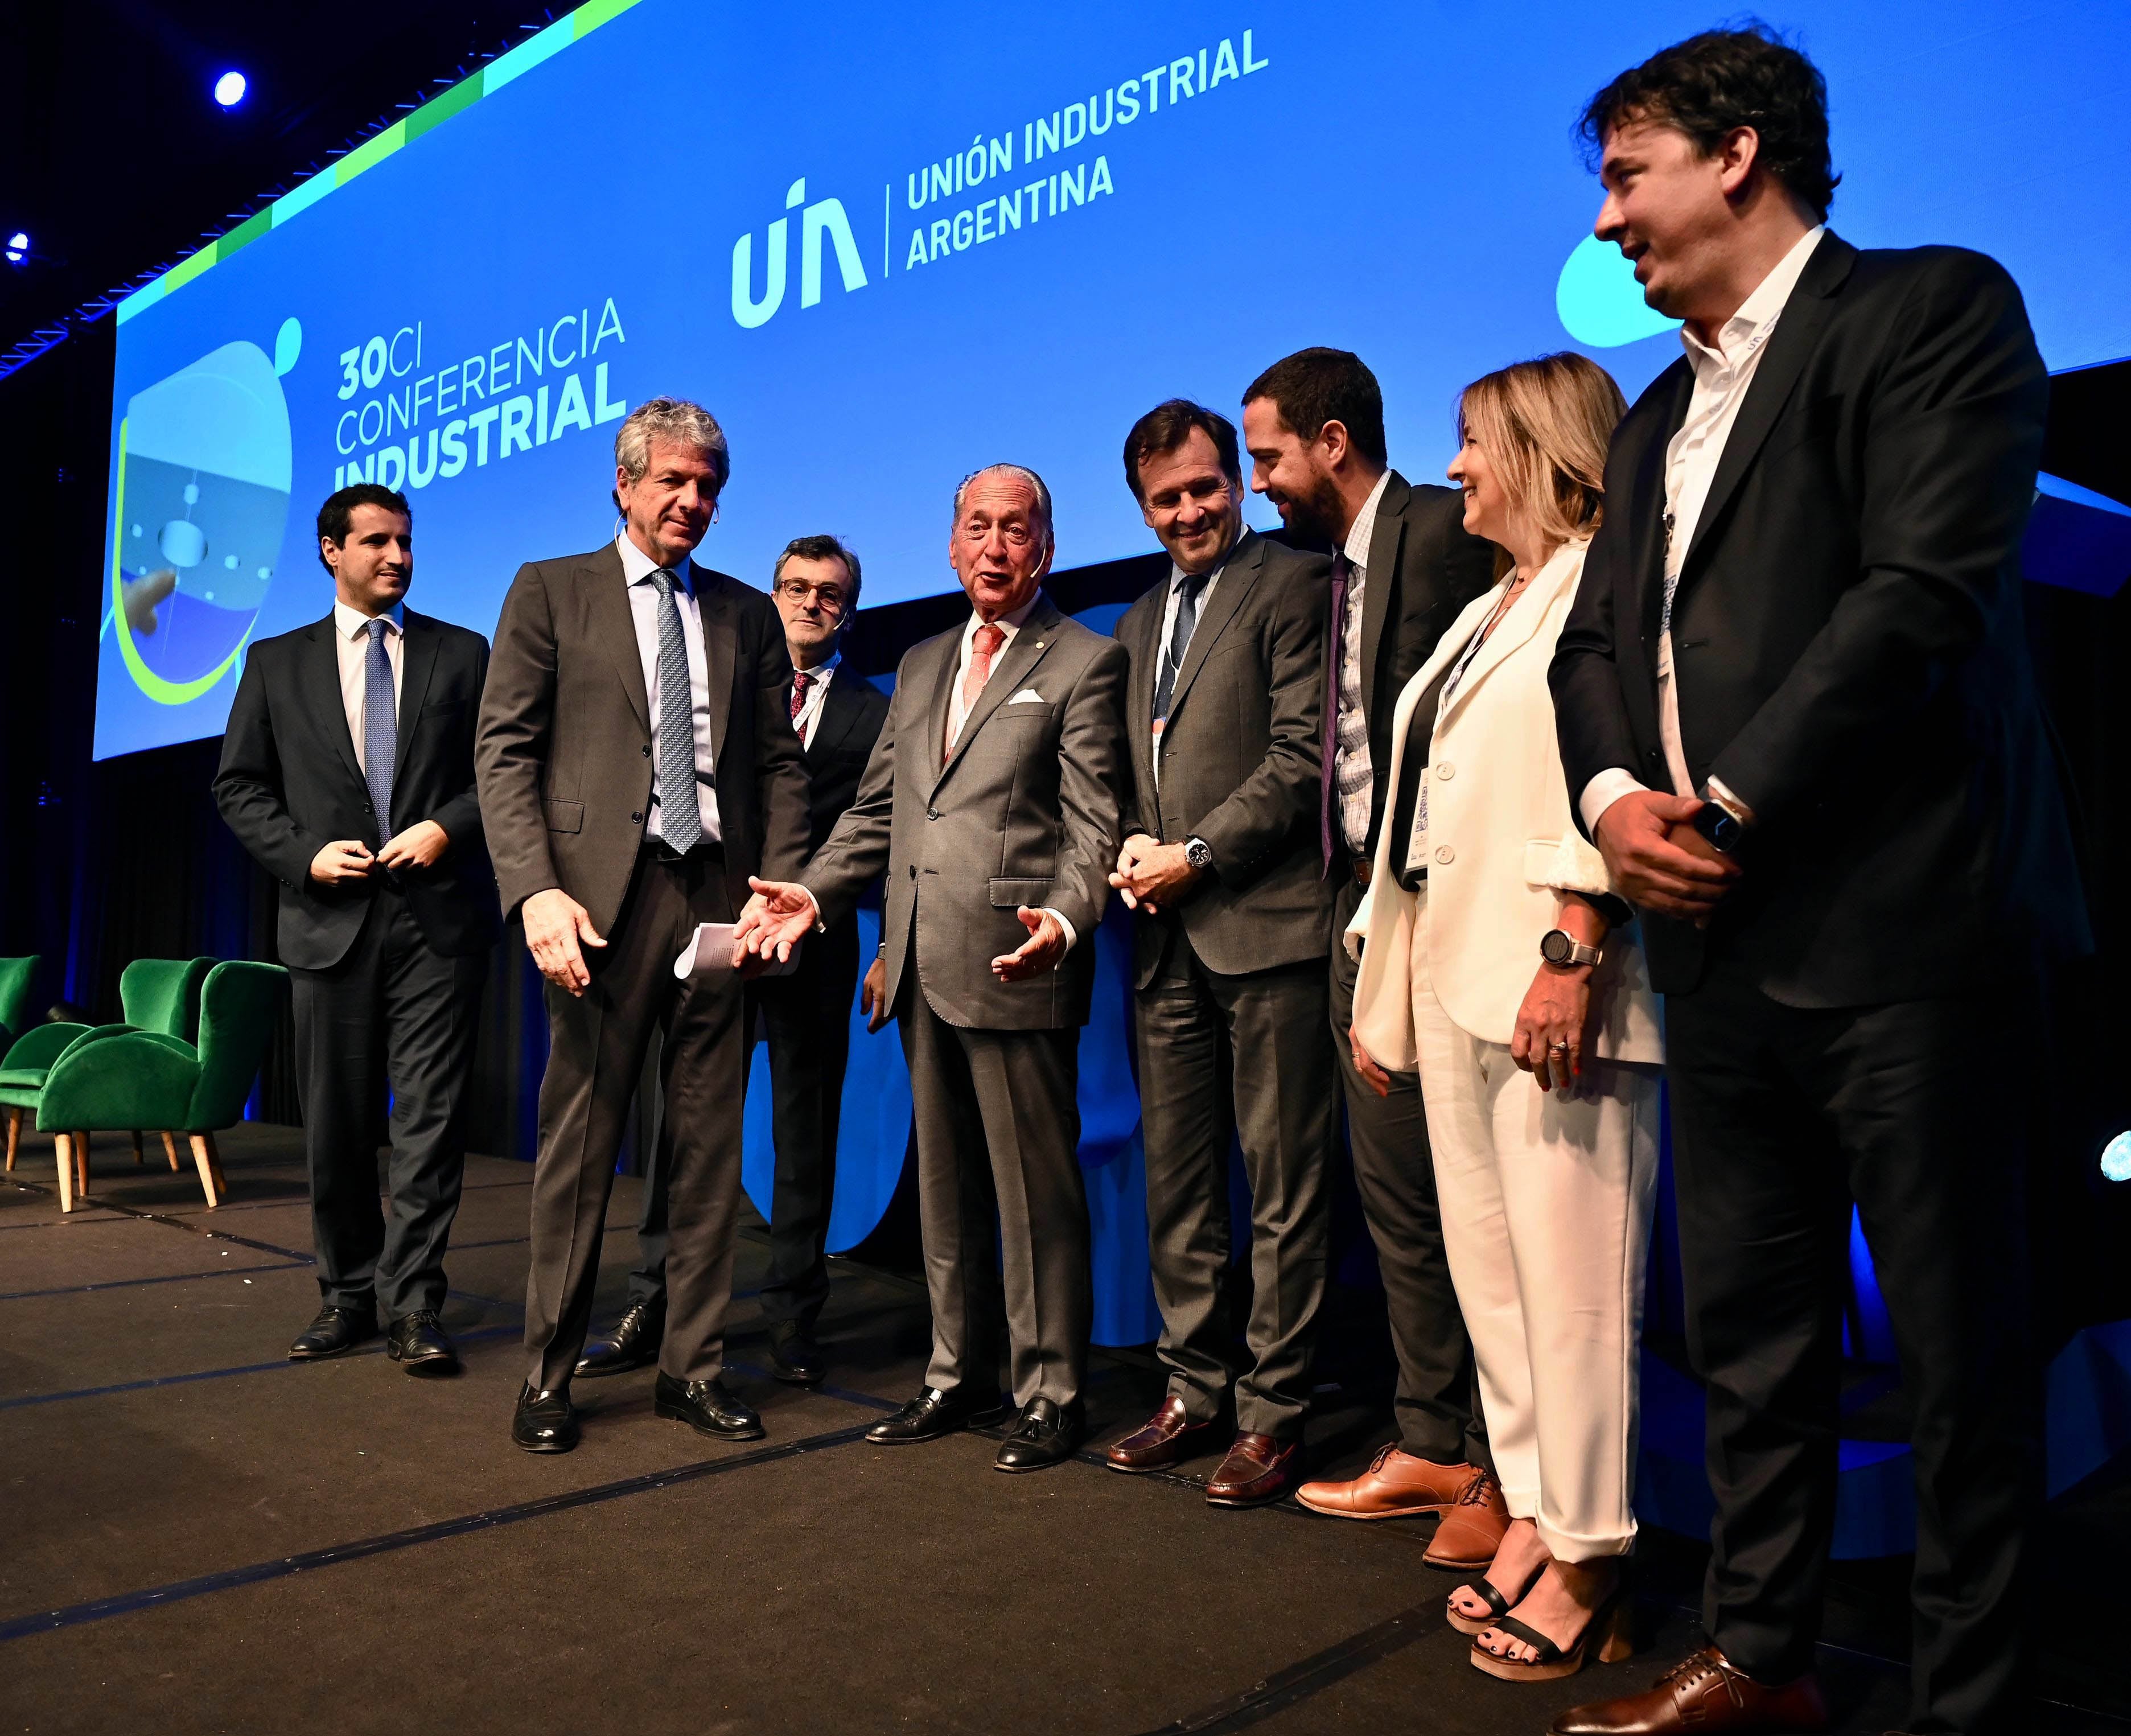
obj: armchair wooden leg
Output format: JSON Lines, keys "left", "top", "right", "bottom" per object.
{"left": 75, "top": 1132, "right": 90, "bottom": 1199}
{"left": 54, "top": 1133, "right": 73, "bottom": 1213}
{"left": 202, "top": 1131, "right": 228, "bottom": 1198}
{"left": 5, "top": 1106, "right": 19, "bottom": 1172}
{"left": 161, "top": 1131, "right": 181, "bottom": 1173}
{"left": 188, "top": 1134, "right": 221, "bottom": 1210}
{"left": 131, "top": 1129, "right": 145, "bottom": 1165}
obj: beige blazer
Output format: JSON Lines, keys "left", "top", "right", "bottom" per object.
{"left": 1346, "top": 537, "right": 1662, "bottom": 1069}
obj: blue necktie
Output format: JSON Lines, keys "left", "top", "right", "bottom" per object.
{"left": 648, "top": 568, "right": 702, "bottom": 854}
{"left": 363, "top": 618, "right": 396, "bottom": 838}
{"left": 1153, "top": 569, "right": 1210, "bottom": 728}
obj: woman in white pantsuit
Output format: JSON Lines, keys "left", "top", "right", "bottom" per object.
{"left": 1347, "top": 353, "right": 1661, "bottom": 1685}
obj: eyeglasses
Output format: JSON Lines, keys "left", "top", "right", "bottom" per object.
{"left": 776, "top": 578, "right": 850, "bottom": 614}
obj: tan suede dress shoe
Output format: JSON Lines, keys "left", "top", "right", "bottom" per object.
{"left": 1550, "top": 1647, "right": 1829, "bottom": 1735}
{"left": 1295, "top": 1443, "right": 1478, "bottom": 1519}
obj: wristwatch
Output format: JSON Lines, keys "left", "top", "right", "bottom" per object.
{"left": 1540, "top": 929, "right": 1602, "bottom": 969}
{"left": 1691, "top": 784, "right": 1746, "bottom": 854}
{"left": 1184, "top": 837, "right": 1214, "bottom": 872}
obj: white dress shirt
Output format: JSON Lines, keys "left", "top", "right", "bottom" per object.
{"left": 1578, "top": 226, "right": 1826, "bottom": 836}
{"left": 1150, "top": 539, "right": 1231, "bottom": 787}
{"left": 616, "top": 531, "right": 722, "bottom": 845}
{"left": 791, "top": 652, "right": 839, "bottom": 750}
{"left": 1335, "top": 469, "right": 1394, "bottom": 853}
{"left": 331, "top": 599, "right": 404, "bottom": 778}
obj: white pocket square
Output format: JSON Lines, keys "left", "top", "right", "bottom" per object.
{"left": 1005, "top": 688, "right": 1046, "bottom": 704}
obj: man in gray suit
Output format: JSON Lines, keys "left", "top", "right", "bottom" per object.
{"left": 1102, "top": 401, "right": 1336, "bottom": 1508}
{"left": 737, "top": 464, "right": 1129, "bottom": 1473}
{"left": 477, "top": 397, "right": 811, "bottom": 1454}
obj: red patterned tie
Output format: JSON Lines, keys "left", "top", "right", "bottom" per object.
{"left": 948, "top": 623, "right": 1006, "bottom": 762}
{"left": 789, "top": 669, "right": 811, "bottom": 730}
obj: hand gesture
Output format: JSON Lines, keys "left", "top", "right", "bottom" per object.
{"left": 1593, "top": 791, "right": 1740, "bottom": 924}
{"left": 309, "top": 840, "right": 376, "bottom": 886}
{"left": 1513, "top": 963, "right": 1594, "bottom": 1095}
{"left": 991, "top": 907, "right": 1066, "bottom": 982}
{"left": 1110, "top": 835, "right": 1201, "bottom": 915}
{"left": 733, "top": 878, "right": 817, "bottom": 968}
{"left": 376, "top": 820, "right": 448, "bottom": 871}
{"left": 523, "top": 887, "right": 606, "bottom": 996}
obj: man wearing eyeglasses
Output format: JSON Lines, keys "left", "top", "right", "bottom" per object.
{"left": 578, "top": 536, "right": 890, "bottom": 1388}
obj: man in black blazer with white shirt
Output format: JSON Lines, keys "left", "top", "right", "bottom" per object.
{"left": 1548, "top": 29, "right": 2089, "bottom": 1736}
{"left": 216, "top": 482, "right": 497, "bottom": 1375}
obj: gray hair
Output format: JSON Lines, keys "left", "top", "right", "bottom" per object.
{"left": 951, "top": 463, "right": 1054, "bottom": 545}
{"left": 615, "top": 396, "right": 730, "bottom": 491}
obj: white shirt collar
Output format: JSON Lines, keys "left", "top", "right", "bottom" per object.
{"left": 1681, "top": 225, "right": 1826, "bottom": 375}
{"left": 616, "top": 530, "right": 692, "bottom": 591}
{"left": 333, "top": 599, "right": 404, "bottom": 640}
{"left": 1342, "top": 470, "right": 1394, "bottom": 573}
{"left": 1171, "top": 525, "right": 1246, "bottom": 592}
{"left": 965, "top": 591, "right": 1042, "bottom": 643}
{"left": 793, "top": 649, "right": 841, "bottom": 683}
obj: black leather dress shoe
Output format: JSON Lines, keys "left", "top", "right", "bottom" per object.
{"left": 575, "top": 1298, "right": 664, "bottom": 1378}
{"left": 288, "top": 1305, "right": 377, "bottom": 1361}
{"left": 653, "top": 1371, "right": 765, "bottom": 1441}
{"left": 512, "top": 1384, "right": 578, "bottom": 1454}
{"left": 865, "top": 1385, "right": 1011, "bottom": 1445}
{"left": 767, "top": 1324, "right": 825, "bottom": 1387}
{"left": 994, "top": 1397, "right": 1085, "bottom": 1472}
{"left": 386, "top": 1310, "right": 459, "bottom": 1377}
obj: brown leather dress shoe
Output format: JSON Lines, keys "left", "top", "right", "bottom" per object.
{"left": 1550, "top": 1647, "right": 1829, "bottom": 1735}
{"left": 1424, "top": 1467, "right": 1511, "bottom": 1569}
{"left": 1105, "top": 1394, "right": 1220, "bottom": 1473}
{"left": 1204, "top": 1431, "right": 1299, "bottom": 1507}
{"left": 1295, "top": 1443, "right": 1477, "bottom": 1519}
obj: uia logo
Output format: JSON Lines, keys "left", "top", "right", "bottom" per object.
{"left": 731, "top": 178, "right": 868, "bottom": 329}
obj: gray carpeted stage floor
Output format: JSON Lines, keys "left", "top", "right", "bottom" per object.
{"left": 3, "top": 1125, "right": 2125, "bottom": 1735}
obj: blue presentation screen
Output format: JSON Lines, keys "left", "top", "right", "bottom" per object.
{"left": 96, "top": 0, "right": 2131, "bottom": 759}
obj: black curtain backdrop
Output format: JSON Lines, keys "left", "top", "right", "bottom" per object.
{"left": 7, "top": 324, "right": 2129, "bottom": 1324}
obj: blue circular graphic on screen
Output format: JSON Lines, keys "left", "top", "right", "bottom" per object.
{"left": 1557, "top": 234, "right": 1683, "bottom": 348}
{"left": 2101, "top": 1130, "right": 2131, "bottom": 1182}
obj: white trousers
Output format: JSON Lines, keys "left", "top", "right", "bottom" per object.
{"left": 1409, "top": 890, "right": 1660, "bottom": 1561}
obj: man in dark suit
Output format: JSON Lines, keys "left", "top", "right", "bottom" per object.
{"left": 1240, "top": 351, "right": 1503, "bottom": 1565}
{"left": 1102, "top": 401, "right": 1336, "bottom": 1508}
{"left": 215, "top": 482, "right": 497, "bottom": 1373}
{"left": 1548, "top": 30, "right": 2089, "bottom": 1736}
{"left": 476, "top": 397, "right": 811, "bottom": 1454}
{"left": 738, "top": 464, "right": 1129, "bottom": 1473}
{"left": 576, "top": 533, "right": 890, "bottom": 1388}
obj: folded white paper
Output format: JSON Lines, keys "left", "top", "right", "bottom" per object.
{"left": 673, "top": 922, "right": 800, "bottom": 981}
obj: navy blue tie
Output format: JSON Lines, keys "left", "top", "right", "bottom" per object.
{"left": 648, "top": 568, "right": 702, "bottom": 855}
{"left": 363, "top": 618, "right": 396, "bottom": 838}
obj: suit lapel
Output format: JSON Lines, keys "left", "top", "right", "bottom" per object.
{"left": 1118, "top": 589, "right": 1161, "bottom": 801}
{"left": 1435, "top": 549, "right": 1574, "bottom": 733}
{"left": 807, "top": 667, "right": 861, "bottom": 758}
{"left": 1631, "top": 369, "right": 1691, "bottom": 639}
{"left": 583, "top": 544, "right": 650, "bottom": 732}
{"left": 1357, "top": 474, "right": 1408, "bottom": 718}
{"left": 1679, "top": 232, "right": 1853, "bottom": 578}
{"left": 1165, "top": 531, "right": 1260, "bottom": 727}
{"left": 305, "top": 615, "right": 367, "bottom": 793}
{"left": 692, "top": 563, "right": 737, "bottom": 766}
{"left": 393, "top": 611, "right": 439, "bottom": 780}
{"left": 932, "top": 597, "right": 1060, "bottom": 791}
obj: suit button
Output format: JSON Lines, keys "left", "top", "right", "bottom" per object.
{"left": 926, "top": 809, "right": 939, "bottom": 821}
{"left": 1434, "top": 845, "right": 1454, "bottom": 865}
{"left": 1435, "top": 761, "right": 1454, "bottom": 780}
{"left": 631, "top": 811, "right": 644, "bottom": 824}
{"left": 641, "top": 744, "right": 652, "bottom": 758}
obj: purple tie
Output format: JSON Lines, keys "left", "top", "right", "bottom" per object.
{"left": 1319, "top": 552, "right": 1350, "bottom": 873}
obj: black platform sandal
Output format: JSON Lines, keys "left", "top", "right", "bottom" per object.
{"left": 1445, "top": 1557, "right": 1544, "bottom": 1637}
{"left": 1469, "top": 1585, "right": 1634, "bottom": 1682}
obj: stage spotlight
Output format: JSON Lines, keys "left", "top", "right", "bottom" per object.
{"left": 2103, "top": 1131, "right": 2131, "bottom": 1183}
{"left": 213, "top": 70, "right": 247, "bottom": 108}
{"left": 4, "top": 232, "right": 26, "bottom": 265}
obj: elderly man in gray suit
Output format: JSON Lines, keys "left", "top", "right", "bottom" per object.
{"left": 1102, "top": 401, "right": 1336, "bottom": 1509}
{"left": 737, "top": 463, "right": 1129, "bottom": 1472}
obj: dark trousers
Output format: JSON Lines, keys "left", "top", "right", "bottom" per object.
{"left": 1667, "top": 956, "right": 2040, "bottom": 1734}
{"left": 522, "top": 846, "right": 746, "bottom": 1391}
{"left": 627, "top": 914, "right": 861, "bottom": 1332}
{"left": 1135, "top": 931, "right": 1335, "bottom": 1440}
{"left": 290, "top": 890, "right": 486, "bottom": 1319}
{"left": 1329, "top": 872, "right": 1486, "bottom": 1468}
{"left": 900, "top": 976, "right": 1091, "bottom": 1410}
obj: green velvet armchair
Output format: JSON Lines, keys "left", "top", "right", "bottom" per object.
{"left": 117, "top": 956, "right": 215, "bottom": 1169}
{"left": 0, "top": 955, "right": 40, "bottom": 1051}
{"left": 38, "top": 961, "right": 287, "bottom": 1212}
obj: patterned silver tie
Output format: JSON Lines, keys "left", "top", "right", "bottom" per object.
{"left": 648, "top": 568, "right": 701, "bottom": 854}
{"left": 363, "top": 618, "right": 396, "bottom": 838}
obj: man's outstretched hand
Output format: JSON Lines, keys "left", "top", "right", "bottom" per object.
{"left": 733, "top": 877, "right": 818, "bottom": 971}
{"left": 992, "top": 907, "right": 1066, "bottom": 982}
{"left": 1593, "top": 790, "right": 1742, "bottom": 924}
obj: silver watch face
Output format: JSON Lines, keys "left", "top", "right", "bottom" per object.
{"left": 1186, "top": 839, "right": 1212, "bottom": 869}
